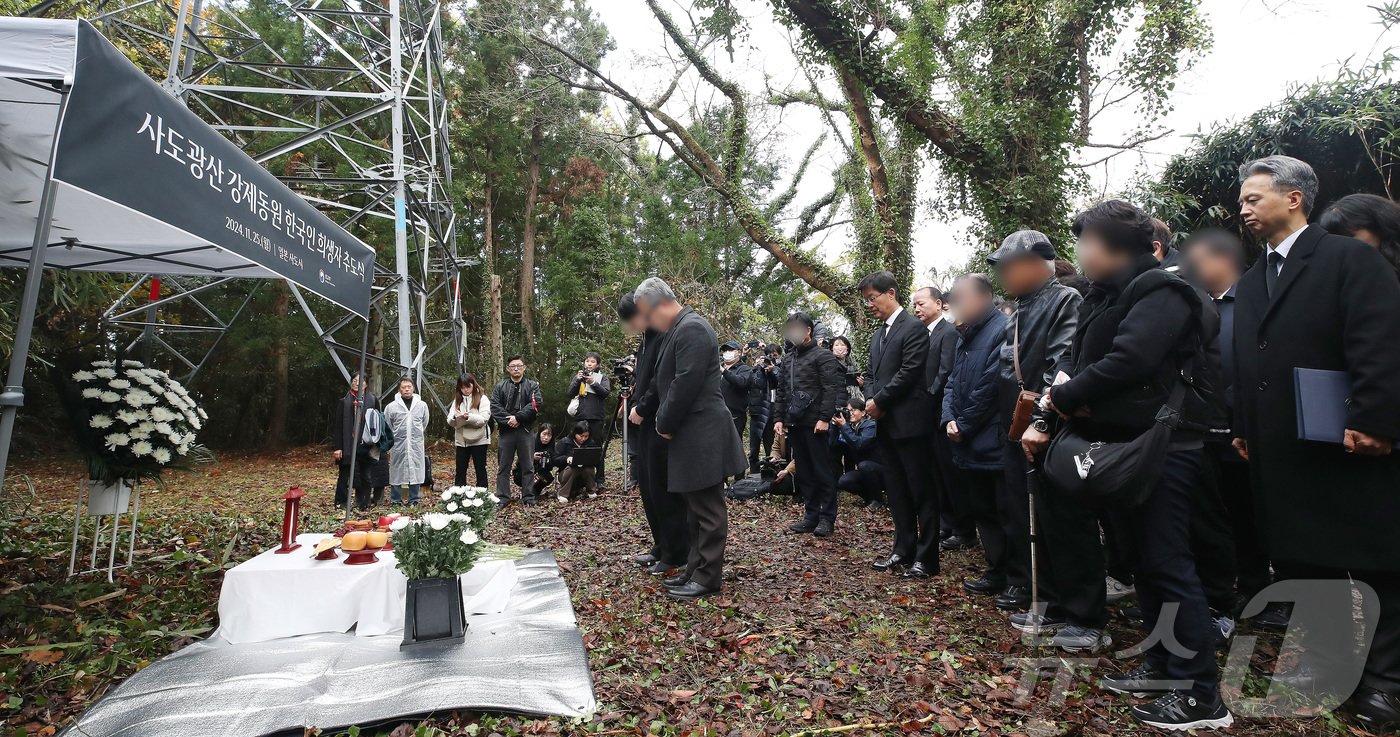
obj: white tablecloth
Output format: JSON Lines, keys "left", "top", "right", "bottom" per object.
{"left": 216, "top": 533, "right": 517, "bottom": 645}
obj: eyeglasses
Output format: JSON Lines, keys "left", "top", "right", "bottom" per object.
{"left": 508, "top": 364, "right": 525, "bottom": 370}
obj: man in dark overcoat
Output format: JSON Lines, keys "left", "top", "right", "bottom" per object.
{"left": 1233, "top": 155, "right": 1400, "bottom": 729}
{"left": 332, "top": 373, "right": 380, "bottom": 510}
{"left": 635, "top": 277, "right": 748, "bottom": 600}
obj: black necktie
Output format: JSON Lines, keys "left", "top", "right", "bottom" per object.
{"left": 1266, "top": 251, "right": 1284, "bottom": 298}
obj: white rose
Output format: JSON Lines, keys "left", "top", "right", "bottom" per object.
{"left": 488, "top": 493, "right": 500, "bottom": 503}
{"left": 458, "top": 529, "right": 478, "bottom": 545}
{"left": 90, "top": 414, "right": 113, "bottom": 429}
{"left": 446, "top": 501, "right": 459, "bottom": 512}
{"left": 81, "top": 388, "right": 102, "bottom": 399}
{"left": 72, "top": 370, "right": 96, "bottom": 382}
{"left": 104, "top": 433, "right": 130, "bottom": 449}
{"left": 131, "top": 440, "right": 154, "bottom": 457}
{"left": 427, "top": 513, "right": 450, "bottom": 531}
{"left": 441, "top": 489, "right": 453, "bottom": 501}
{"left": 472, "top": 498, "right": 484, "bottom": 507}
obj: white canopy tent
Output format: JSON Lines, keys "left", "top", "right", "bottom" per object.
{"left": 0, "top": 17, "right": 377, "bottom": 493}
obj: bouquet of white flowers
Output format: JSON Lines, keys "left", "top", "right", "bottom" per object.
{"left": 390, "top": 486, "right": 498, "bottom": 580}
{"left": 56, "top": 359, "right": 211, "bottom": 485}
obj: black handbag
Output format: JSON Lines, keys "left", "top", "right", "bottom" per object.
{"left": 1041, "top": 365, "right": 1192, "bottom": 508}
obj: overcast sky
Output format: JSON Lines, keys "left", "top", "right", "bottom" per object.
{"left": 585, "top": 0, "right": 1392, "bottom": 281}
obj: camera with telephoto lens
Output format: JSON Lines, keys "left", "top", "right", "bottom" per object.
{"left": 610, "top": 355, "right": 636, "bottom": 378}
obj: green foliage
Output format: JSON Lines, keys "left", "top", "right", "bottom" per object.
{"left": 1138, "top": 79, "right": 1400, "bottom": 244}
{"left": 775, "top": 0, "right": 1211, "bottom": 255}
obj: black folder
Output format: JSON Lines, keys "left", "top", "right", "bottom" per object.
{"left": 1294, "top": 367, "right": 1350, "bottom": 444}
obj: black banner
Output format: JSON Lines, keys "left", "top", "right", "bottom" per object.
{"left": 53, "top": 21, "right": 375, "bottom": 317}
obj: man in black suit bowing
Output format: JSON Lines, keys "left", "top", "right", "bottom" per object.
{"left": 1233, "top": 155, "right": 1400, "bottom": 729}
{"left": 860, "top": 271, "right": 938, "bottom": 578}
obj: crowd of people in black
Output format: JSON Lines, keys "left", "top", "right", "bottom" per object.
{"left": 613, "top": 155, "right": 1400, "bottom": 733}
{"left": 326, "top": 153, "right": 1400, "bottom": 733}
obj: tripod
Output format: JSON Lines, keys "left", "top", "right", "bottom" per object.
{"left": 600, "top": 383, "right": 632, "bottom": 489}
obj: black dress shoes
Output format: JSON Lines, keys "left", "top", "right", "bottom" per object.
{"left": 667, "top": 581, "right": 721, "bottom": 600}
{"left": 788, "top": 519, "right": 818, "bottom": 533}
{"left": 940, "top": 534, "right": 976, "bottom": 551}
{"left": 871, "top": 554, "right": 908, "bottom": 572}
{"left": 663, "top": 572, "right": 690, "bottom": 587}
{"left": 647, "top": 560, "right": 681, "bottom": 575}
{"left": 994, "top": 585, "right": 1031, "bottom": 610}
{"left": 963, "top": 576, "right": 1003, "bottom": 595}
{"left": 1345, "top": 687, "right": 1400, "bottom": 731}
{"left": 633, "top": 552, "right": 658, "bottom": 567}
{"left": 903, "top": 562, "right": 936, "bottom": 579}
{"left": 814, "top": 520, "right": 834, "bottom": 537}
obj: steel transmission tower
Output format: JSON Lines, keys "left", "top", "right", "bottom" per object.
{"left": 67, "top": 0, "right": 466, "bottom": 408}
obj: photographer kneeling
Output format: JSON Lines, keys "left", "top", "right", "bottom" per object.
{"left": 552, "top": 420, "right": 601, "bottom": 502}
{"left": 833, "top": 391, "right": 884, "bottom": 509}
{"left": 772, "top": 312, "right": 846, "bottom": 538}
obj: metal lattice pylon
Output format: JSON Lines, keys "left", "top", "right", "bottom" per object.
{"left": 65, "top": 0, "right": 467, "bottom": 409}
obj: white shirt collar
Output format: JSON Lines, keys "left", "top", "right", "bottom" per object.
{"left": 885, "top": 306, "right": 904, "bottom": 328}
{"left": 1269, "top": 225, "right": 1307, "bottom": 260}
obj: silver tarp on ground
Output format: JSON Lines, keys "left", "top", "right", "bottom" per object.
{"left": 60, "top": 550, "right": 595, "bottom": 737}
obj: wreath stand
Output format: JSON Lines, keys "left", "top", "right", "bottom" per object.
{"left": 69, "top": 478, "right": 142, "bottom": 583}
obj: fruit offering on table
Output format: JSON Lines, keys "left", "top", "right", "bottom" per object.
{"left": 366, "top": 530, "right": 389, "bottom": 548}
{"left": 342, "top": 531, "right": 369, "bottom": 551}
{"left": 332, "top": 520, "right": 375, "bottom": 538}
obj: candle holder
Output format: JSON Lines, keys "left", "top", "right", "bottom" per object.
{"left": 275, "top": 486, "right": 305, "bottom": 554}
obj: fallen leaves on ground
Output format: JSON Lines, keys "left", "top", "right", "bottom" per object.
{"left": 0, "top": 443, "right": 1336, "bottom": 735}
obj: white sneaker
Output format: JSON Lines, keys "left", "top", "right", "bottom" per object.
{"left": 556, "top": 495, "right": 569, "bottom": 504}
{"left": 1106, "top": 576, "right": 1136, "bottom": 604}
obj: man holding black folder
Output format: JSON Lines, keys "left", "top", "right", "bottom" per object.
{"left": 1233, "top": 155, "right": 1400, "bottom": 729}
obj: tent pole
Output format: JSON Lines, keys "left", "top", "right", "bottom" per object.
{"left": 0, "top": 84, "right": 71, "bottom": 498}
{"left": 343, "top": 315, "right": 371, "bottom": 525}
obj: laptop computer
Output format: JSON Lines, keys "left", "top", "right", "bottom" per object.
{"left": 568, "top": 446, "right": 604, "bottom": 468}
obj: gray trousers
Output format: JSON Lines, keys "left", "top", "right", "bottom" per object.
{"left": 496, "top": 428, "right": 535, "bottom": 500}
{"left": 683, "top": 483, "right": 729, "bottom": 590}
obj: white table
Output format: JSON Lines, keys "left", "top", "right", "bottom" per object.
{"left": 216, "top": 533, "right": 517, "bottom": 644}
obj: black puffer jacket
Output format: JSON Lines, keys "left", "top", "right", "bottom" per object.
{"left": 1050, "top": 255, "right": 1223, "bottom": 443}
{"left": 773, "top": 341, "right": 846, "bottom": 428}
{"left": 746, "top": 362, "right": 770, "bottom": 416}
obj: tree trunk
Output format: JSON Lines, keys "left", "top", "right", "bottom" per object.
{"left": 483, "top": 174, "right": 504, "bottom": 388}
{"left": 489, "top": 275, "right": 503, "bottom": 387}
{"left": 265, "top": 283, "right": 291, "bottom": 448}
{"left": 520, "top": 119, "right": 542, "bottom": 355}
